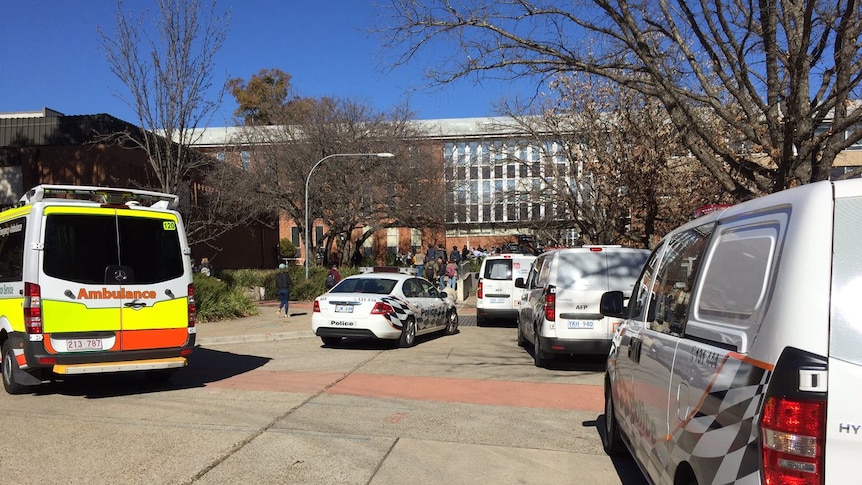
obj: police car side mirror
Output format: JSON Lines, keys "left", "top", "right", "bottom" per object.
{"left": 600, "top": 291, "right": 626, "bottom": 318}
{"left": 515, "top": 277, "right": 526, "bottom": 289}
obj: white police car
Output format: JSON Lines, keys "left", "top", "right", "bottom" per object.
{"left": 312, "top": 271, "right": 458, "bottom": 347}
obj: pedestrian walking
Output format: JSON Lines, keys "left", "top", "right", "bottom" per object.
{"left": 276, "top": 263, "right": 292, "bottom": 317}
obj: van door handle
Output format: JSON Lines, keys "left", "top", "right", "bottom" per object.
{"left": 124, "top": 302, "right": 147, "bottom": 310}
{"left": 628, "top": 337, "right": 643, "bottom": 363}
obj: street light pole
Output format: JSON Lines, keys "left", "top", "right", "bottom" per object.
{"left": 304, "top": 152, "right": 395, "bottom": 279}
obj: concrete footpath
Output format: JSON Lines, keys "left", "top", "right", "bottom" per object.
{"left": 196, "top": 295, "right": 477, "bottom": 346}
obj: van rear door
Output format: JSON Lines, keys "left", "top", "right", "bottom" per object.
{"left": 554, "top": 248, "right": 647, "bottom": 342}
{"left": 40, "top": 208, "right": 190, "bottom": 353}
{"left": 825, "top": 192, "right": 862, "bottom": 482}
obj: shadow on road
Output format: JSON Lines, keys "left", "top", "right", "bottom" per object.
{"left": 584, "top": 416, "right": 650, "bottom": 485}
{"left": 32, "top": 347, "right": 271, "bottom": 398}
{"left": 318, "top": 330, "right": 452, "bottom": 350}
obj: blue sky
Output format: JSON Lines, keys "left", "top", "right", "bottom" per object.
{"left": 0, "top": 1, "right": 535, "bottom": 127}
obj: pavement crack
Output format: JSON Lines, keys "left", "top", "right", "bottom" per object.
{"left": 367, "top": 437, "right": 399, "bottom": 485}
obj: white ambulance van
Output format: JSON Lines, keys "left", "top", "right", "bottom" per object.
{"left": 515, "top": 246, "right": 649, "bottom": 367}
{"left": 0, "top": 185, "right": 196, "bottom": 394}
{"left": 600, "top": 179, "right": 862, "bottom": 485}
{"left": 475, "top": 253, "right": 536, "bottom": 326}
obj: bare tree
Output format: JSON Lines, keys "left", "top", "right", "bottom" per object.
{"left": 99, "top": 0, "right": 229, "bottom": 195}
{"left": 216, "top": 88, "right": 440, "bottom": 267}
{"left": 494, "top": 75, "right": 726, "bottom": 247}
{"left": 384, "top": 0, "right": 862, "bottom": 198}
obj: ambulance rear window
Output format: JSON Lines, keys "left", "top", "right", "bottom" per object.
{"left": 43, "top": 214, "right": 183, "bottom": 285}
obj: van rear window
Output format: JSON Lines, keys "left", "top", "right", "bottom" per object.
{"left": 831, "top": 197, "right": 862, "bottom": 365}
{"left": 483, "top": 259, "right": 513, "bottom": 280}
{"left": 43, "top": 214, "right": 183, "bottom": 285}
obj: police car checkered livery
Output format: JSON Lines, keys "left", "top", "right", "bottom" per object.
{"left": 312, "top": 271, "right": 458, "bottom": 347}
{"left": 601, "top": 179, "right": 862, "bottom": 485}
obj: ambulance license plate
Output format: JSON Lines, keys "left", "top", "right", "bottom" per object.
{"left": 335, "top": 305, "right": 353, "bottom": 313}
{"left": 567, "top": 320, "right": 594, "bottom": 329}
{"left": 67, "top": 339, "right": 103, "bottom": 351}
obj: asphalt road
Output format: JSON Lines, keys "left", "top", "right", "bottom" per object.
{"left": 0, "top": 321, "right": 648, "bottom": 485}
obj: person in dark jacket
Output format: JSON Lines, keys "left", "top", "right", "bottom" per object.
{"left": 325, "top": 264, "right": 342, "bottom": 290}
{"left": 276, "top": 263, "right": 292, "bottom": 317}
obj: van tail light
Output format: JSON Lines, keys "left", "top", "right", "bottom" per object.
{"left": 187, "top": 283, "right": 196, "bottom": 327}
{"left": 24, "top": 282, "right": 42, "bottom": 334}
{"left": 760, "top": 397, "right": 825, "bottom": 485}
{"left": 760, "top": 347, "right": 827, "bottom": 485}
{"left": 313, "top": 300, "right": 321, "bottom": 312}
{"left": 544, "top": 285, "right": 556, "bottom": 321}
{"left": 477, "top": 280, "right": 484, "bottom": 299}
{"left": 371, "top": 302, "right": 395, "bottom": 315}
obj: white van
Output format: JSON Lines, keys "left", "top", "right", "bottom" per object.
{"left": 475, "top": 253, "right": 536, "bottom": 326}
{"left": 0, "top": 185, "right": 196, "bottom": 394}
{"left": 600, "top": 179, "right": 862, "bottom": 485}
{"left": 516, "top": 246, "right": 649, "bottom": 367}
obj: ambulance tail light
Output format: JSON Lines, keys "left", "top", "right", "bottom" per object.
{"left": 187, "top": 283, "right": 196, "bottom": 327}
{"left": 23, "top": 282, "right": 42, "bottom": 334}
{"left": 477, "top": 280, "right": 484, "bottom": 299}
{"left": 760, "top": 396, "right": 825, "bottom": 485}
{"left": 544, "top": 285, "right": 556, "bottom": 321}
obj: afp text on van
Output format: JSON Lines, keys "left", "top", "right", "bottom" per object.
{"left": 0, "top": 185, "right": 196, "bottom": 394}
{"left": 600, "top": 179, "right": 862, "bottom": 485}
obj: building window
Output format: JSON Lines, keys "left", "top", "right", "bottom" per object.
{"left": 240, "top": 151, "right": 251, "bottom": 171}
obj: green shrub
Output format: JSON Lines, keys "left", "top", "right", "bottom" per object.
{"left": 193, "top": 265, "right": 362, "bottom": 322}
{"left": 221, "top": 268, "right": 263, "bottom": 288}
{"left": 193, "top": 274, "right": 257, "bottom": 323}
{"left": 267, "top": 265, "right": 361, "bottom": 301}
{"left": 279, "top": 238, "right": 297, "bottom": 258}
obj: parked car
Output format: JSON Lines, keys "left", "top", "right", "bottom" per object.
{"left": 516, "top": 246, "right": 649, "bottom": 367}
{"left": 312, "top": 271, "right": 458, "bottom": 347}
{"left": 475, "top": 253, "right": 536, "bottom": 326}
{"left": 600, "top": 179, "right": 862, "bottom": 485}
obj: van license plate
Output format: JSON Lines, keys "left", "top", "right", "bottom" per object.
{"left": 67, "top": 339, "right": 103, "bottom": 351}
{"left": 567, "top": 320, "right": 594, "bottom": 329}
{"left": 335, "top": 305, "right": 353, "bottom": 313}
{"left": 489, "top": 298, "right": 505, "bottom": 304}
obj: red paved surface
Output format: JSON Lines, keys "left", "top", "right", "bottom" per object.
{"left": 211, "top": 370, "right": 603, "bottom": 412}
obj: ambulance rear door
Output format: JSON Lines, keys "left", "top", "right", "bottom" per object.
{"left": 39, "top": 207, "right": 190, "bottom": 354}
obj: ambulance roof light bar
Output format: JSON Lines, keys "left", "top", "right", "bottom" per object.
{"left": 20, "top": 185, "right": 179, "bottom": 210}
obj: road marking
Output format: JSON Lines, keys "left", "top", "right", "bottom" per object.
{"left": 210, "top": 370, "right": 603, "bottom": 411}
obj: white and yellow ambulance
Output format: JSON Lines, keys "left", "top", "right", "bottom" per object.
{"left": 0, "top": 185, "right": 196, "bottom": 394}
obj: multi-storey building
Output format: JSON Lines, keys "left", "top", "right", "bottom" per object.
{"left": 5, "top": 109, "right": 860, "bottom": 269}
{"left": 191, "top": 117, "right": 574, "bottom": 266}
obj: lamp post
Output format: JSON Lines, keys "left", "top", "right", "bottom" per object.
{"left": 304, "top": 152, "right": 395, "bottom": 279}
